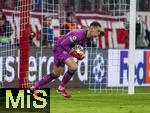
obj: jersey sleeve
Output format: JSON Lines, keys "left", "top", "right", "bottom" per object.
{"left": 59, "top": 34, "right": 79, "bottom": 52}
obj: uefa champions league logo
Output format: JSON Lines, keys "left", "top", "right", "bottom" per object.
{"left": 92, "top": 54, "right": 105, "bottom": 82}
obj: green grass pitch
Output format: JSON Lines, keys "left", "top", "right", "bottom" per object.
{"left": 0, "top": 87, "right": 150, "bottom": 113}
{"left": 50, "top": 87, "right": 150, "bottom": 113}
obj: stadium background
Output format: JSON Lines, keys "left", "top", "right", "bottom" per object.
{"left": 0, "top": 0, "right": 150, "bottom": 88}
{"left": 1, "top": 0, "right": 150, "bottom": 113}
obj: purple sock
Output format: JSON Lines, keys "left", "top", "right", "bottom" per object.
{"left": 60, "top": 69, "right": 76, "bottom": 87}
{"left": 34, "top": 73, "right": 58, "bottom": 88}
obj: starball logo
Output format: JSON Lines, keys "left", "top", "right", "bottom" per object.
{"left": 0, "top": 88, "right": 50, "bottom": 113}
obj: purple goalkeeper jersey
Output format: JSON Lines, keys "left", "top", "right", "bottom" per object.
{"left": 53, "top": 29, "right": 89, "bottom": 66}
{"left": 55, "top": 29, "right": 89, "bottom": 52}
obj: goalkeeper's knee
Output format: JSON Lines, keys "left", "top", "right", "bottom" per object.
{"left": 69, "top": 65, "right": 77, "bottom": 72}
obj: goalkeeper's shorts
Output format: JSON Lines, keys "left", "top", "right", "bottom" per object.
{"left": 53, "top": 46, "right": 71, "bottom": 67}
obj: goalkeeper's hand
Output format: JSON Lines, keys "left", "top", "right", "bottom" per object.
{"left": 69, "top": 44, "right": 85, "bottom": 60}
{"left": 69, "top": 49, "right": 85, "bottom": 60}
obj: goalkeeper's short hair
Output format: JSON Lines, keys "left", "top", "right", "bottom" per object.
{"left": 90, "top": 21, "right": 101, "bottom": 28}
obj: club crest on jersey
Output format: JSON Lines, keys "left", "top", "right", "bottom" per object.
{"left": 63, "top": 51, "right": 68, "bottom": 55}
{"left": 69, "top": 36, "right": 77, "bottom": 43}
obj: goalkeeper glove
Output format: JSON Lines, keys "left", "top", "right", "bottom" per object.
{"left": 69, "top": 50, "right": 85, "bottom": 60}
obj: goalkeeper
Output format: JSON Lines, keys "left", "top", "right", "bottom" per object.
{"left": 31, "top": 21, "right": 104, "bottom": 98}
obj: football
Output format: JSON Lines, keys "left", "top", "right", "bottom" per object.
{"left": 70, "top": 44, "right": 85, "bottom": 60}
{"left": 73, "top": 44, "right": 84, "bottom": 54}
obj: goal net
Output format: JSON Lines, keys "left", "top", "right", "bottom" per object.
{"left": 84, "top": 0, "right": 150, "bottom": 94}
{"left": 2, "top": 0, "right": 150, "bottom": 94}
{"left": 0, "top": 0, "right": 65, "bottom": 88}
{"left": 0, "top": 0, "right": 31, "bottom": 88}
{"left": 81, "top": 0, "right": 130, "bottom": 94}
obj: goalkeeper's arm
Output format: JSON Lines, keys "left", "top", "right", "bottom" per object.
{"left": 59, "top": 35, "right": 85, "bottom": 60}
{"left": 59, "top": 36, "right": 77, "bottom": 53}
